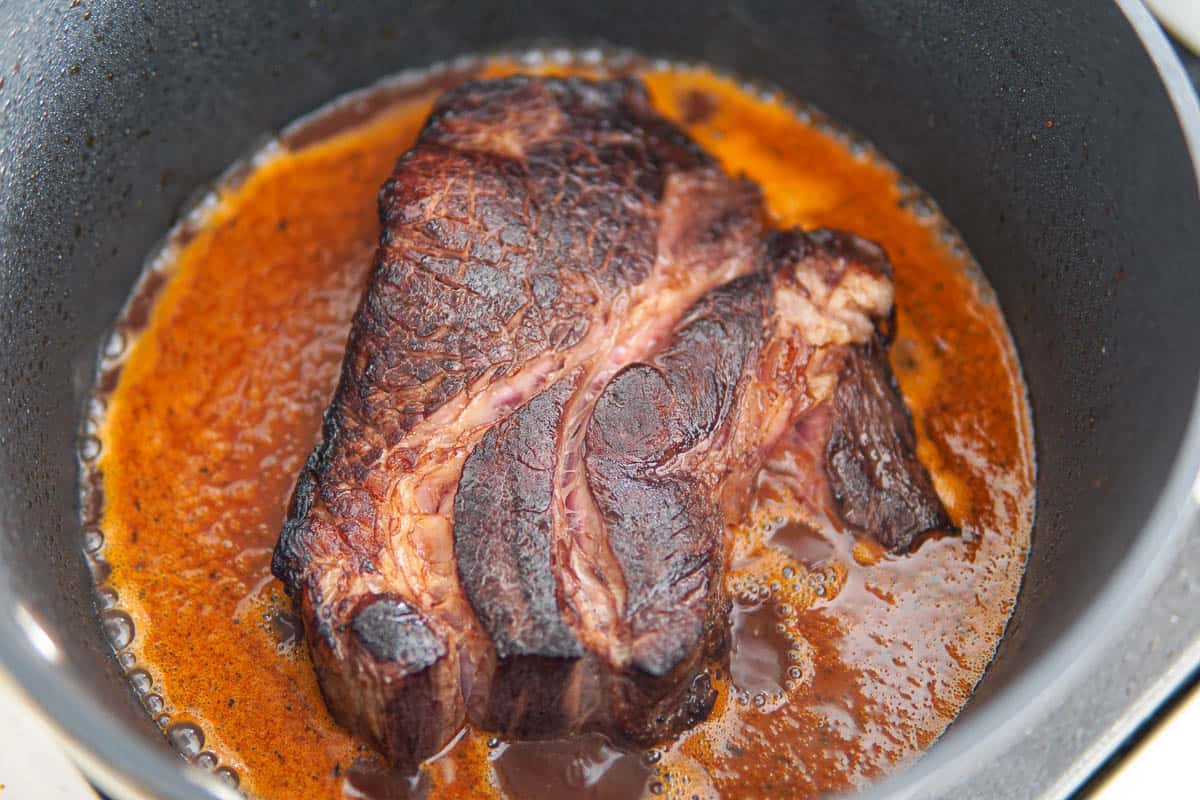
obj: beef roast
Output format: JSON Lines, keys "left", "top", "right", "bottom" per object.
{"left": 272, "top": 76, "right": 951, "bottom": 770}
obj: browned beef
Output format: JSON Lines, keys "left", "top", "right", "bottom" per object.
{"left": 273, "top": 76, "right": 765, "bottom": 770}
{"left": 452, "top": 370, "right": 587, "bottom": 737}
{"left": 273, "top": 75, "right": 951, "bottom": 771}
{"left": 764, "top": 230, "right": 953, "bottom": 552}
{"left": 825, "top": 340, "right": 953, "bottom": 551}
{"left": 579, "top": 275, "right": 770, "bottom": 739}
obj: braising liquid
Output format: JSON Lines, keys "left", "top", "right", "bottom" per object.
{"left": 82, "top": 54, "right": 1034, "bottom": 800}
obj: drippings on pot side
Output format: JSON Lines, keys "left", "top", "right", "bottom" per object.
{"left": 81, "top": 53, "right": 1034, "bottom": 800}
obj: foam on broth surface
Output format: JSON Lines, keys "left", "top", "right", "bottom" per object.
{"left": 83, "top": 55, "right": 1033, "bottom": 799}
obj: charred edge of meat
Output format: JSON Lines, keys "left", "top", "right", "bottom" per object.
{"left": 454, "top": 372, "right": 586, "bottom": 737}
{"left": 825, "top": 338, "right": 954, "bottom": 552}
{"left": 421, "top": 76, "right": 711, "bottom": 178}
{"left": 303, "top": 593, "right": 453, "bottom": 775}
{"left": 350, "top": 596, "right": 446, "bottom": 671}
{"left": 272, "top": 457, "right": 316, "bottom": 600}
{"left": 771, "top": 227, "right": 894, "bottom": 283}
{"left": 273, "top": 403, "right": 342, "bottom": 603}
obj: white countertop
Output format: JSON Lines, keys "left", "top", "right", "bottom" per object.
{"left": 0, "top": 676, "right": 96, "bottom": 799}
{"left": 1089, "top": 680, "right": 1200, "bottom": 799}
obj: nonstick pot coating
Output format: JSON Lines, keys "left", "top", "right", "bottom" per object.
{"left": 0, "top": 2, "right": 1198, "bottom": 798}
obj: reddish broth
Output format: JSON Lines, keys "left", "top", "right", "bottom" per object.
{"left": 86, "top": 58, "right": 1033, "bottom": 800}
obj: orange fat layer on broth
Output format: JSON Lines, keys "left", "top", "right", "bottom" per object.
{"left": 92, "top": 61, "right": 1033, "bottom": 799}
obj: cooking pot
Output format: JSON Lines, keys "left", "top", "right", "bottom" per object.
{"left": 1, "top": 2, "right": 1197, "bottom": 798}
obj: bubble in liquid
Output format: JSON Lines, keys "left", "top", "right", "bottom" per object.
{"left": 156, "top": 714, "right": 171, "bottom": 729}
{"left": 781, "top": 566, "right": 795, "bottom": 579}
{"left": 214, "top": 767, "right": 239, "bottom": 788}
{"left": 101, "top": 610, "right": 134, "bottom": 649}
{"left": 96, "top": 587, "right": 118, "bottom": 610}
{"left": 195, "top": 751, "right": 217, "bottom": 770}
{"left": 78, "top": 435, "right": 102, "bottom": 462}
{"left": 82, "top": 528, "right": 104, "bottom": 553}
{"left": 103, "top": 330, "right": 126, "bottom": 360}
{"left": 144, "top": 693, "right": 164, "bottom": 714}
{"left": 650, "top": 781, "right": 665, "bottom": 795}
{"left": 90, "top": 558, "right": 112, "bottom": 584}
{"left": 906, "top": 195, "right": 936, "bottom": 220}
{"left": 86, "top": 395, "right": 107, "bottom": 422}
{"left": 787, "top": 666, "right": 804, "bottom": 680}
{"left": 167, "top": 722, "right": 205, "bottom": 760}
{"left": 752, "top": 693, "right": 767, "bottom": 708}
{"left": 128, "top": 669, "right": 152, "bottom": 694}
{"left": 848, "top": 138, "right": 871, "bottom": 158}
{"left": 267, "top": 609, "right": 301, "bottom": 650}
{"left": 486, "top": 737, "right": 500, "bottom": 749}
{"left": 644, "top": 749, "right": 662, "bottom": 765}
{"left": 117, "top": 652, "right": 135, "bottom": 670}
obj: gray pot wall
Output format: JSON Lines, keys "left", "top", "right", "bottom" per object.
{"left": 0, "top": 2, "right": 1197, "bottom": 799}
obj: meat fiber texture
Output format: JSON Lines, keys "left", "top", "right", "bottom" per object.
{"left": 272, "top": 76, "right": 951, "bottom": 771}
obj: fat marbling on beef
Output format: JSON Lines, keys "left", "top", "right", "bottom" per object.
{"left": 272, "top": 76, "right": 951, "bottom": 771}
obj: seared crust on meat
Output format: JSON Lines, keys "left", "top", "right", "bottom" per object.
{"left": 273, "top": 76, "right": 759, "bottom": 769}
{"left": 273, "top": 76, "right": 952, "bottom": 770}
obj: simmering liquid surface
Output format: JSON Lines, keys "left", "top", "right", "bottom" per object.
{"left": 83, "top": 55, "right": 1034, "bottom": 799}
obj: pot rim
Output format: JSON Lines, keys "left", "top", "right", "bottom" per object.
{"left": 0, "top": 2, "right": 1197, "bottom": 799}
